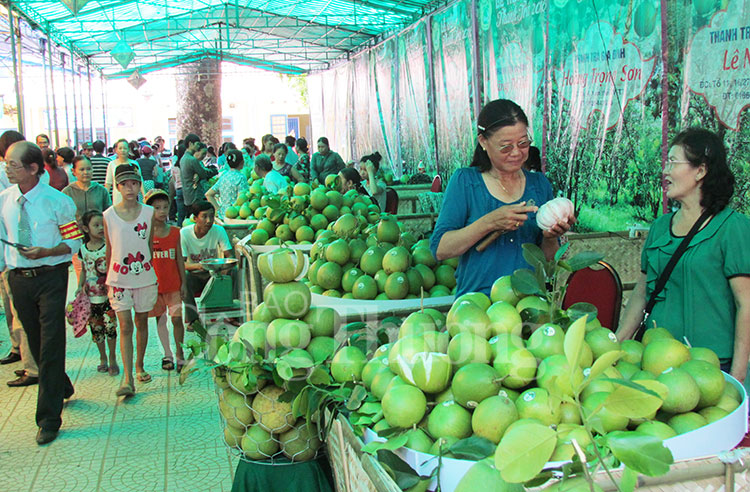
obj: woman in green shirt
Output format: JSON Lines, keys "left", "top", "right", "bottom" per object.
{"left": 617, "top": 128, "right": 750, "bottom": 383}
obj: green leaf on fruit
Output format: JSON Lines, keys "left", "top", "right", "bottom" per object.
{"left": 346, "top": 384, "right": 368, "bottom": 411}
{"left": 601, "top": 378, "right": 666, "bottom": 400}
{"left": 621, "top": 466, "right": 638, "bottom": 492}
{"left": 606, "top": 431, "right": 673, "bottom": 476}
{"left": 495, "top": 422, "right": 557, "bottom": 483}
{"left": 447, "top": 436, "right": 496, "bottom": 461}
{"left": 344, "top": 322, "right": 369, "bottom": 332}
{"left": 228, "top": 341, "right": 245, "bottom": 362}
{"left": 376, "top": 449, "right": 422, "bottom": 489}
{"left": 566, "top": 251, "right": 605, "bottom": 272}
{"left": 522, "top": 243, "right": 547, "bottom": 271}
{"left": 566, "top": 303, "right": 598, "bottom": 323}
{"left": 554, "top": 241, "right": 570, "bottom": 263}
{"left": 359, "top": 402, "right": 383, "bottom": 415}
{"left": 564, "top": 316, "right": 586, "bottom": 376}
{"left": 282, "top": 352, "right": 315, "bottom": 369}
{"left": 214, "top": 343, "right": 231, "bottom": 366}
{"left": 511, "top": 268, "right": 544, "bottom": 295}
{"left": 276, "top": 360, "right": 293, "bottom": 380}
{"left": 604, "top": 382, "right": 664, "bottom": 418}
{"left": 586, "top": 350, "right": 624, "bottom": 383}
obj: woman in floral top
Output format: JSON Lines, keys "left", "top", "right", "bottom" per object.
{"left": 295, "top": 137, "right": 311, "bottom": 182}
{"left": 205, "top": 149, "right": 249, "bottom": 217}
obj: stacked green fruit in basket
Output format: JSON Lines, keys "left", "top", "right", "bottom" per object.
{"left": 345, "top": 246, "right": 743, "bottom": 486}
{"left": 211, "top": 247, "right": 343, "bottom": 462}
{"left": 305, "top": 214, "right": 457, "bottom": 300}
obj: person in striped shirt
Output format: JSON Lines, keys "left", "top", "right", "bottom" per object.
{"left": 90, "top": 140, "right": 109, "bottom": 187}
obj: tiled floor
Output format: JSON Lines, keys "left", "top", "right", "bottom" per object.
{"left": 0, "top": 304, "right": 238, "bottom": 492}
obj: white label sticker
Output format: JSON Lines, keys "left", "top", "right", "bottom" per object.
{"left": 544, "top": 326, "right": 556, "bottom": 337}
{"left": 523, "top": 391, "right": 536, "bottom": 402}
{"left": 608, "top": 333, "right": 618, "bottom": 342}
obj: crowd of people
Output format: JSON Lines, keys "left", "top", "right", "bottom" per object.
{"left": 0, "top": 129, "right": 367, "bottom": 445}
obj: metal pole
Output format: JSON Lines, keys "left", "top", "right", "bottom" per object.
{"left": 60, "top": 53, "right": 72, "bottom": 147}
{"left": 40, "top": 39, "right": 52, "bottom": 137}
{"left": 7, "top": 3, "right": 24, "bottom": 134}
{"left": 69, "top": 45, "right": 80, "bottom": 149}
{"left": 101, "top": 75, "right": 109, "bottom": 145}
{"left": 87, "top": 59, "right": 95, "bottom": 141}
{"left": 47, "top": 33, "right": 61, "bottom": 148}
{"left": 14, "top": 13, "right": 26, "bottom": 136}
{"left": 77, "top": 65, "right": 85, "bottom": 145}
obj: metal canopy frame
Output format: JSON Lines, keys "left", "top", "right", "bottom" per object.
{"left": 9, "top": 0, "right": 446, "bottom": 77}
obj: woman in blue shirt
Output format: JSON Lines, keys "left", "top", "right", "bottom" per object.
{"left": 430, "top": 99, "right": 572, "bottom": 296}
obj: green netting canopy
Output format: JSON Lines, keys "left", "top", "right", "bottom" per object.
{"left": 10, "top": 0, "right": 443, "bottom": 77}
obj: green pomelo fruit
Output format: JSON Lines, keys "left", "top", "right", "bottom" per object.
{"left": 414, "top": 264, "right": 436, "bottom": 291}
{"left": 642, "top": 338, "right": 691, "bottom": 376}
{"left": 331, "top": 346, "right": 367, "bottom": 383}
{"left": 280, "top": 422, "right": 322, "bottom": 462}
{"left": 263, "top": 281, "right": 311, "bottom": 319}
{"left": 559, "top": 402, "right": 581, "bottom": 424}
{"left": 489, "top": 334, "right": 525, "bottom": 358}
{"left": 427, "top": 400, "right": 473, "bottom": 440}
{"left": 372, "top": 418, "right": 390, "bottom": 435}
{"left": 493, "top": 345, "right": 537, "bottom": 389}
{"left": 490, "top": 275, "right": 521, "bottom": 305}
{"left": 657, "top": 367, "right": 701, "bottom": 414}
{"left": 621, "top": 339, "right": 644, "bottom": 365}
{"left": 471, "top": 395, "right": 518, "bottom": 444}
{"left": 515, "top": 388, "right": 561, "bottom": 426}
{"left": 325, "top": 239, "right": 351, "bottom": 265}
{"left": 635, "top": 420, "right": 678, "bottom": 440}
{"left": 409, "top": 352, "right": 452, "bottom": 394}
{"left": 352, "top": 274, "right": 378, "bottom": 300}
{"left": 681, "top": 359, "right": 725, "bottom": 408}
{"left": 360, "top": 246, "right": 386, "bottom": 275}
{"left": 341, "top": 267, "right": 364, "bottom": 292}
{"left": 452, "top": 363, "right": 501, "bottom": 408}
{"left": 551, "top": 425, "right": 592, "bottom": 462}
{"left": 251, "top": 385, "right": 296, "bottom": 433}
{"left": 405, "top": 267, "right": 424, "bottom": 296}
{"left": 486, "top": 301, "right": 523, "bottom": 337}
{"left": 447, "top": 303, "right": 492, "bottom": 338}
{"left": 226, "top": 366, "right": 266, "bottom": 396}
{"left": 316, "top": 261, "right": 343, "bottom": 290}
{"left": 642, "top": 327, "right": 674, "bottom": 345}
{"left": 537, "top": 354, "right": 582, "bottom": 398}
{"left": 377, "top": 217, "right": 401, "bottom": 243}
{"left": 434, "top": 264, "right": 457, "bottom": 289}
{"left": 422, "top": 308, "right": 446, "bottom": 331}
{"left": 384, "top": 272, "right": 410, "bottom": 299}
{"left": 219, "top": 389, "right": 254, "bottom": 429}
{"left": 224, "top": 425, "right": 244, "bottom": 448}
{"left": 306, "top": 336, "right": 336, "bottom": 363}
{"left": 400, "top": 312, "right": 437, "bottom": 339}
{"left": 373, "top": 269, "right": 388, "bottom": 292}
{"left": 616, "top": 361, "right": 640, "bottom": 380}
{"left": 723, "top": 382, "right": 742, "bottom": 402}
{"left": 454, "top": 292, "right": 492, "bottom": 311}
{"left": 448, "top": 332, "right": 493, "bottom": 368}
{"left": 428, "top": 436, "right": 459, "bottom": 457}
{"left": 689, "top": 347, "right": 721, "bottom": 368}
{"left": 582, "top": 392, "right": 629, "bottom": 433}
{"left": 370, "top": 369, "right": 397, "bottom": 400}
{"left": 322, "top": 289, "right": 342, "bottom": 298}
{"left": 383, "top": 246, "right": 411, "bottom": 274}
{"left": 257, "top": 248, "right": 307, "bottom": 283}
{"left": 241, "top": 424, "right": 279, "bottom": 460}
{"left": 382, "top": 384, "right": 427, "bottom": 428}
{"left": 232, "top": 321, "right": 267, "bottom": 352}
{"left": 455, "top": 457, "right": 524, "bottom": 492}
{"left": 699, "top": 406, "right": 729, "bottom": 423}
{"left": 716, "top": 394, "right": 741, "bottom": 414}
{"left": 405, "top": 428, "right": 434, "bottom": 453}
{"left": 515, "top": 296, "right": 549, "bottom": 314}
{"left": 302, "top": 306, "right": 339, "bottom": 338}
{"left": 668, "top": 412, "right": 708, "bottom": 435}
{"left": 584, "top": 327, "right": 621, "bottom": 360}
{"left": 266, "top": 319, "right": 312, "bottom": 349}
{"left": 412, "top": 247, "right": 437, "bottom": 268}
{"left": 252, "top": 302, "right": 274, "bottom": 323}
{"left": 361, "top": 356, "right": 391, "bottom": 389}
{"left": 527, "top": 323, "right": 565, "bottom": 360}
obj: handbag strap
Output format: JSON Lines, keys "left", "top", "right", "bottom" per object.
{"left": 643, "top": 209, "right": 712, "bottom": 319}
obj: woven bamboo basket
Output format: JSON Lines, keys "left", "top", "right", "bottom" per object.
{"left": 326, "top": 415, "right": 402, "bottom": 492}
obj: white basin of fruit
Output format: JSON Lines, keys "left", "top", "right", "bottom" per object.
{"left": 247, "top": 244, "right": 313, "bottom": 253}
{"left": 311, "top": 293, "right": 455, "bottom": 317}
{"left": 363, "top": 373, "right": 747, "bottom": 492}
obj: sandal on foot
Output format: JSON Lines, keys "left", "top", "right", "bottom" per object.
{"left": 108, "top": 364, "right": 120, "bottom": 376}
{"left": 115, "top": 383, "right": 135, "bottom": 397}
{"left": 176, "top": 360, "right": 186, "bottom": 373}
{"left": 136, "top": 372, "right": 152, "bottom": 383}
{"left": 161, "top": 358, "right": 175, "bottom": 371}
{"left": 97, "top": 363, "right": 109, "bottom": 373}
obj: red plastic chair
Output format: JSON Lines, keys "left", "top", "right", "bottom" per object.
{"left": 384, "top": 188, "right": 399, "bottom": 214}
{"left": 562, "top": 260, "right": 623, "bottom": 331}
{"left": 430, "top": 175, "right": 442, "bottom": 192}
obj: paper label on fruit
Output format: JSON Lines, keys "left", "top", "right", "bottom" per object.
{"left": 544, "top": 326, "right": 556, "bottom": 337}
{"left": 554, "top": 21, "right": 657, "bottom": 130}
{"left": 662, "top": 366, "right": 673, "bottom": 374}
{"left": 608, "top": 333, "right": 618, "bottom": 342}
{"left": 686, "top": 1, "right": 750, "bottom": 130}
{"left": 583, "top": 367, "right": 591, "bottom": 377}
{"left": 523, "top": 391, "right": 536, "bottom": 402}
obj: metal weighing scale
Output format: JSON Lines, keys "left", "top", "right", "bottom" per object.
{"left": 198, "top": 258, "right": 239, "bottom": 311}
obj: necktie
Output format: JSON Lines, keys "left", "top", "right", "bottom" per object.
{"left": 17, "top": 195, "right": 31, "bottom": 247}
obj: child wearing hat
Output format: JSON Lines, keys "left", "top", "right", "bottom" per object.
{"left": 144, "top": 188, "right": 189, "bottom": 372}
{"left": 103, "top": 164, "right": 158, "bottom": 397}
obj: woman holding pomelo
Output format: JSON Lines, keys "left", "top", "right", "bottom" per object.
{"left": 430, "top": 99, "right": 572, "bottom": 297}
{"left": 617, "top": 128, "right": 750, "bottom": 384}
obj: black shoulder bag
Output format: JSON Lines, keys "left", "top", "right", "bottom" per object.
{"left": 634, "top": 209, "right": 712, "bottom": 341}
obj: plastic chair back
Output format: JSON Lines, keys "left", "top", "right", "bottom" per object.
{"left": 385, "top": 188, "right": 399, "bottom": 214}
{"left": 431, "top": 175, "right": 442, "bottom": 192}
{"left": 562, "top": 260, "right": 623, "bottom": 331}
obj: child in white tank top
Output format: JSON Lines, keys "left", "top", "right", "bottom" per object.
{"left": 104, "top": 164, "right": 157, "bottom": 397}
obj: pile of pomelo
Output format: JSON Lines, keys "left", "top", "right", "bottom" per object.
{"left": 343, "top": 276, "right": 741, "bottom": 482}
{"left": 215, "top": 247, "right": 342, "bottom": 462}
{"left": 305, "top": 214, "right": 457, "bottom": 300}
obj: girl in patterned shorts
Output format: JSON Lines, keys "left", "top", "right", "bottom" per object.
{"left": 77, "top": 210, "right": 119, "bottom": 375}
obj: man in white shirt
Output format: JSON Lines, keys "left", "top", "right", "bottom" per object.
{"left": 254, "top": 154, "right": 287, "bottom": 194}
{"left": 180, "top": 201, "right": 232, "bottom": 327}
{"left": 0, "top": 141, "right": 81, "bottom": 445}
